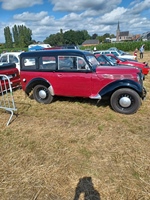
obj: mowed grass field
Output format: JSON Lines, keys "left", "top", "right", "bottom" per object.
{"left": 0, "top": 51, "right": 150, "bottom": 200}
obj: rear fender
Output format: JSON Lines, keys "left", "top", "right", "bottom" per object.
{"left": 99, "top": 79, "right": 143, "bottom": 100}
{"left": 25, "top": 78, "right": 54, "bottom": 95}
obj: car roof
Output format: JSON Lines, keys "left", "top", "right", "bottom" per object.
{"left": 20, "top": 49, "right": 93, "bottom": 57}
{"left": 0, "top": 52, "right": 22, "bottom": 56}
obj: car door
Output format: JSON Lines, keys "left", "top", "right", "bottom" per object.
{"left": 54, "top": 56, "right": 93, "bottom": 97}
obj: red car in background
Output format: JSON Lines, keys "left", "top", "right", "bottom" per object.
{"left": 106, "top": 53, "right": 150, "bottom": 76}
{"left": 0, "top": 63, "right": 21, "bottom": 90}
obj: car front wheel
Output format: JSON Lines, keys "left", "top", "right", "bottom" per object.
{"left": 33, "top": 85, "right": 53, "bottom": 104}
{"left": 110, "top": 88, "right": 141, "bottom": 114}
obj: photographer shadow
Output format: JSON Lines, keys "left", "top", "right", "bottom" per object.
{"left": 73, "top": 177, "right": 101, "bottom": 200}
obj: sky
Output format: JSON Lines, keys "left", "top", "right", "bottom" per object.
{"left": 0, "top": 0, "right": 150, "bottom": 43}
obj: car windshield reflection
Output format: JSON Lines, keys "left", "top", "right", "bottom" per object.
{"left": 86, "top": 55, "right": 99, "bottom": 67}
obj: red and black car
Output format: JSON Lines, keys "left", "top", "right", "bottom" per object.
{"left": 105, "top": 53, "right": 150, "bottom": 76}
{"left": 20, "top": 49, "right": 146, "bottom": 114}
{"left": 0, "top": 63, "right": 21, "bottom": 90}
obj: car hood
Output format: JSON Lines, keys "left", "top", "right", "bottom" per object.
{"left": 95, "top": 65, "right": 140, "bottom": 75}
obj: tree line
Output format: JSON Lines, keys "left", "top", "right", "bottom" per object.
{"left": 3, "top": 25, "right": 115, "bottom": 48}
{"left": 4, "top": 25, "right": 32, "bottom": 48}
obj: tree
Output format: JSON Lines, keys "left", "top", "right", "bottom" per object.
{"left": 91, "top": 33, "right": 98, "bottom": 39}
{"left": 12, "top": 25, "right": 19, "bottom": 46}
{"left": 44, "top": 29, "right": 91, "bottom": 46}
{"left": 4, "top": 24, "right": 32, "bottom": 48}
{"left": 4, "top": 26, "right": 13, "bottom": 48}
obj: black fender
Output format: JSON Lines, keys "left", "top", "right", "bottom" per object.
{"left": 25, "top": 77, "right": 51, "bottom": 95}
{"left": 99, "top": 79, "right": 143, "bottom": 100}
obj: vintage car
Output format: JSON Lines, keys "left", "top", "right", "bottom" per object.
{"left": 94, "top": 50, "right": 136, "bottom": 60}
{"left": 0, "top": 51, "right": 34, "bottom": 72}
{"left": 0, "top": 63, "right": 21, "bottom": 90}
{"left": 0, "top": 52, "right": 22, "bottom": 72}
{"left": 105, "top": 53, "right": 150, "bottom": 76}
{"left": 19, "top": 49, "right": 146, "bottom": 114}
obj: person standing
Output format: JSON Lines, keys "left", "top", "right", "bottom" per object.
{"left": 134, "top": 48, "right": 138, "bottom": 60}
{"left": 139, "top": 44, "right": 145, "bottom": 59}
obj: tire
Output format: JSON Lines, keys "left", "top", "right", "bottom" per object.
{"left": 33, "top": 85, "right": 53, "bottom": 104}
{"left": 110, "top": 88, "right": 141, "bottom": 114}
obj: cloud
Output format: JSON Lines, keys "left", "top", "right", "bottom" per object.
{"left": 0, "top": 0, "right": 150, "bottom": 43}
{"left": 13, "top": 11, "right": 48, "bottom": 21}
{"left": 0, "top": 0, "right": 43, "bottom": 10}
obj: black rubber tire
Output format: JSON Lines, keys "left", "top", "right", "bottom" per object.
{"left": 110, "top": 88, "right": 141, "bottom": 114}
{"left": 33, "top": 85, "right": 53, "bottom": 104}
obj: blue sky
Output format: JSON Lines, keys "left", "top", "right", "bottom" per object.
{"left": 0, "top": 0, "right": 150, "bottom": 43}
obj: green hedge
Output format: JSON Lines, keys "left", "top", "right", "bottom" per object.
{"left": 81, "top": 41, "right": 150, "bottom": 52}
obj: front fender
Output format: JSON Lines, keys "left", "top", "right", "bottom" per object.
{"left": 99, "top": 79, "right": 143, "bottom": 100}
{"left": 25, "top": 77, "right": 50, "bottom": 95}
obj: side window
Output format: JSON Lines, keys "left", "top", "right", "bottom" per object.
{"left": 77, "top": 57, "right": 89, "bottom": 70}
{"left": 22, "top": 57, "right": 36, "bottom": 69}
{"left": 39, "top": 56, "right": 56, "bottom": 70}
{"left": 0, "top": 55, "right": 7, "bottom": 63}
{"left": 58, "top": 56, "right": 77, "bottom": 70}
{"left": 9, "top": 55, "right": 18, "bottom": 63}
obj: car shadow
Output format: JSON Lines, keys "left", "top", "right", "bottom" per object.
{"left": 54, "top": 96, "right": 109, "bottom": 108}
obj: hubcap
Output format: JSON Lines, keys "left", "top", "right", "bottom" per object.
{"left": 119, "top": 96, "right": 131, "bottom": 108}
{"left": 38, "top": 89, "right": 47, "bottom": 99}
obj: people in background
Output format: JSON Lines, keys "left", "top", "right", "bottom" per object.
{"left": 139, "top": 44, "right": 145, "bottom": 59}
{"left": 134, "top": 48, "right": 138, "bottom": 60}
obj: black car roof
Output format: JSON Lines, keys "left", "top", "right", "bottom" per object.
{"left": 20, "top": 49, "right": 93, "bottom": 57}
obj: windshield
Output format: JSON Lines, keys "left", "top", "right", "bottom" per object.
{"left": 107, "top": 56, "right": 117, "bottom": 63}
{"left": 86, "top": 55, "right": 99, "bottom": 67}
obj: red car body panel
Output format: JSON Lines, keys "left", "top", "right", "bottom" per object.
{"left": 0, "top": 63, "right": 21, "bottom": 90}
{"left": 106, "top": 54, "right": 150, "bottom": 75}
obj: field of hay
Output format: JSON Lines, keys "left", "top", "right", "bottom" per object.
{"left": 0, "top": 51, "right": 150, "bottom": 200}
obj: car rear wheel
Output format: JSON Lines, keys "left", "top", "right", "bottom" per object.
{"left": 33, "top": 84, "right": 53, "bottom": 104}
{"left": 110, "top": 88, "right": 141, "bottom": 114}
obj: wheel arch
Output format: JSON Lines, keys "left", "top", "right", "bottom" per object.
{"left": 25, "top": 78, "right": 54, "bottom": 96}
{"left": 99, "top": 79, "right": 143, "bottom": 100}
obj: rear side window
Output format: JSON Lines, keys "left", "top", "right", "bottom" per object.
{"left": 22, "top": 57, "right": 36, "bottom": 69}
{"left": 39, "top": 56, "right": 56, "bottom": 70}
{"left": 21, "top": 56, "right": 56, "bottom": 70}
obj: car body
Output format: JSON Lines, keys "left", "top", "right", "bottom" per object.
{"left": 0, "top": 51, "right": 35, "bottom": 72}
{"left": 94, "top": 50, "right": 136, "bottom": 60}
{"left": 108, "top": 47, "right": 130, "bottom": 55}
{"left": 0, "top": 52, "right": 22, "bottom": 72}
{"left": 20, "top": 49, "right": 146, "bottom": 114}
{"left": 0, "top": 63, "right": 21, "bottom": 90}
{"left": 105, "top": 53, "right": 150, "bottom": 75}
{"left": 95, "top": 53, "right": 145, "bottom": 78}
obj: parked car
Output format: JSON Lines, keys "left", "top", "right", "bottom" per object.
{"left": 105, "top": 53, "right": 150, "bottom": 76}
{"left": 0, "top": 63, "right": 21, "bottom": 90}
{"left": 94, "top": 50, "right": 136, "bottom": 60}
{"left": 108, "top": 47, "right": 130, "bottom": 55}
{"left": 0, "top": 52, "right": 22, "bottom": 72}
{"left": 0, "top": 51, "right": 35, "bottom": 72}
{"left": 19, "top": 49, "right": 146, "bottom": 114}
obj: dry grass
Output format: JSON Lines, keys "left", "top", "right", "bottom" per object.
{"left": 0, "top": 51, "right": 150, "bottom": 200}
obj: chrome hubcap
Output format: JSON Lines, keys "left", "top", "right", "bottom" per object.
{"left": 119, "top": 96, "right": 131, "bottom": 108}
{"left": 39, "top": 89, "right": 47, "bottom": 99}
